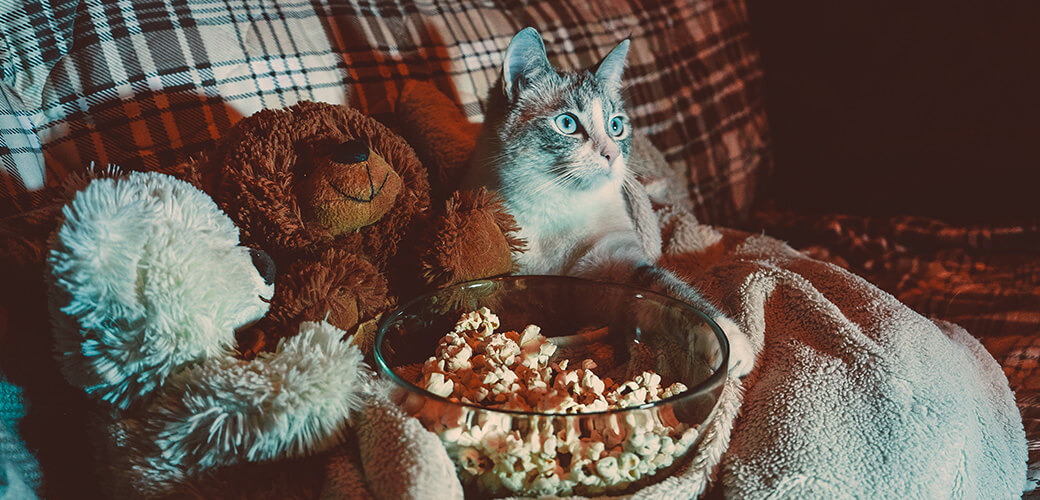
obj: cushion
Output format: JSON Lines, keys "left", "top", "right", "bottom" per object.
{"left": 0, "top": 0, "right": 770, "bottom": 224}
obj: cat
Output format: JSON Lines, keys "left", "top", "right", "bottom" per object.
{"left": 464, "top": 27, "right": 754, "bottom": 377}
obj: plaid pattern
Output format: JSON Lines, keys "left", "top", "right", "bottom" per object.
{"left": 0, "top": 0, "right": 770, "bottom": 224}
{"left": 745, "top": 208, "right": 1040, "bottom": 491}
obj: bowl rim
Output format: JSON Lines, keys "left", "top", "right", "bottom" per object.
{"left": 373, "top": 274, "right": 730, "bottom": 417}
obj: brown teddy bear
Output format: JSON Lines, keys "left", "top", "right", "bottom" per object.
{"left": 186, "top": 101, "right": 523, "bottom": 356}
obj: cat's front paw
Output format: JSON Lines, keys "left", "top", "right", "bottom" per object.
{"left": 714, "top": 316, "right": 755, "bottom": 378}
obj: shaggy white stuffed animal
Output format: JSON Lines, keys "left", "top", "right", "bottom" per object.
{"left": 46, "top": 171, "right": 369, "bottom": 496}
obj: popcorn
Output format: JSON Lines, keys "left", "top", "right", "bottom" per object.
{"left": 442, "top": 342, "right": 472, "bottom": 371}
{"left": 407, "top": 309, "right": 705, "bottom": 497}
{"left": 454, "top": 307, "right": 500, "bottom": 337}
{"left": 459, "top": 448, "right": 485, "bottom": 475}
{"left": 660, "top": 381, "right": 689, "bottom": 399}
{"left": 652, "top": 450, "right": 674, "bottom": 469}
{"left": 678, "top": 427, "right": 698, "bottom": 449}
{"left": 530, "top": 474, "right": 560, "bottom": 496}
{"left": 581, "top": 370, "right": 605, "bottom": 395}
{"left": 519, "top": 324, "right": 542, "bottom": 347}
{"left": 595, "top": 456, "right": 620, "bottom": 483}
{"left": 424, "top": 372, "right": 454, "bottom": 398}
{"left": 581, "top": 440, "right": 606, "bottom": 461}
{"left": 659, "top": 434, "right": 677, "bottom": 457}
{"left": 568, "top": 458, "right": 599, "bottom": 486}
{"left": 626, "top": 430, "right": 662, "bottom": 458}
{"left": 618, "top": 452, "right": 641, "bottom": 481}
{"left": 484, "top": 335, "right": 520, "bottom": 366}
{"left": 601, "top": 416, "right": 626, "bottom": 449}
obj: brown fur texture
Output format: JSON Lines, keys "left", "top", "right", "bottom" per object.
{"left": 238, "top": 248, "right": 391, "bottom": 358}
{"left": 183, "top": 102, "right": 422, "bottom": 355}
{"left": 0, "top": 102, "right": 524, "bottom": 498}
{"left": 421, "top": 187, "right": 525, "bottom": 288}
{"left": 395, "top": 81, "right": 482, "bottom": 201}
{"left": 0, "top": 165, "right": 125, "bottom": 272}
{"left": 394, "top": 82, "right": 528, "bottom": 288}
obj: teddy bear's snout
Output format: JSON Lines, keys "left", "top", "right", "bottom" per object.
{"left": 250, "top": 248, "right": 276, "bottom": 286}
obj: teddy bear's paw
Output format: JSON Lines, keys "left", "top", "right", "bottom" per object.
{"left": 254, "top": 249, "right": 390, "bottom": 355}
{"left": 141, "top": 321, "right": 369, "bottom": 473}
{"left": 420, "top": 188, "right": 526, "bottom": 288}
{"left": 354, "top": 396, "right": 465, "bottom": 500}
{"left": 273, "top": 319, "right": 373, "bottom": 401}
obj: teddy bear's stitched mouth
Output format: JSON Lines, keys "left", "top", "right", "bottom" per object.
{"left": 325, "top": 169, "right": 391, "bottom": 203}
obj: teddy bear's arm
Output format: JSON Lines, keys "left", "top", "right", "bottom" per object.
{"left": 132, "top": 321, "right": 368, "bottom": 484}
{"left": 419, "top": 188, "right": 526, "bottom": 289}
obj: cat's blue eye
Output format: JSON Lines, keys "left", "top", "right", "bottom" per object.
{"left": 609, "top": 116, "right": 626, "bottom": 137}
{"left": 554, "top": 113, "right": 579, "bottom": 135}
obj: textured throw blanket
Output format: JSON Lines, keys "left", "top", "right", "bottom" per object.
{"left": 320, "top": 205, "right": 1027, "bottom": 499}
{"left": 5, "top": 208, "right": 1025, "bottom": 499}
{"left": 655, "top": 210, "right": 1027, "bottom": 497}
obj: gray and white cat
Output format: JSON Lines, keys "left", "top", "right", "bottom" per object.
{"left": 465, "top": 28, "right": 753, "bottom": 376}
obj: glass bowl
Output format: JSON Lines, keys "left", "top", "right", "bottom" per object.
{"left": 374, "top": 275, "right": 728, "bottom": 497}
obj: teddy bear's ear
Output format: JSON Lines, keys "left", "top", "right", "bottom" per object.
{"left": 0, "top": 164, "right": 124, "bottom": 270}
{"left": 396, "top": 81, "right": 481, "bottom": 202}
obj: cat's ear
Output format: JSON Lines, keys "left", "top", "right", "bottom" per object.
{"left": 594, "top": 39, "right": 630, "bottom": 91}
{"left": 502, "top": 27, "right": 551, "bottom": 101}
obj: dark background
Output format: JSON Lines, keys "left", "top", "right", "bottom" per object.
{"left": 746, "top": 2, "right": 1040, "bottom": 222}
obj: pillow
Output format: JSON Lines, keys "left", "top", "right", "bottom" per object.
{"left": 0, "top": 0, "right": 770, "bottom": 225}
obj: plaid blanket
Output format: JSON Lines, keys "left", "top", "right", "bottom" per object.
{"left": 744, "top": 208, "right": 1040, "bottom": 492}
{"left": 0, "top": 0, "right": 770, "bottom": 225}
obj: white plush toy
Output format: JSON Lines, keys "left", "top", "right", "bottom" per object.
{"left": 46, "top": 171, "right": 369, "bottom": 497}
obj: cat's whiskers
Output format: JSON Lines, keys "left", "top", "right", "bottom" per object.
{"left": 533, "top": 164, "right": 587, "bottom": 196}
{"left": 621, "top": 173, "right": 641, "bottom": 194}
{"left": 525, "top": 172, "right": 573, "bottom": 198}
{"left": 464, "top": 28, "right": 756, "bottom": 379}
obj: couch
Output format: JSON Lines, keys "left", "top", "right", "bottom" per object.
{"left": 0, "top": 0, "right": 1035, "bottom": 497}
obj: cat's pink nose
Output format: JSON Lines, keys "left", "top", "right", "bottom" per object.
{"left": 599, "top": 142, "right": 620, "bottom": 165}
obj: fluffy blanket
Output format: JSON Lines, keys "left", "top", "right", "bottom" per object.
{"left": 656, "top": 210, "right": 1026, "bottom": 497}
{"left": 0, "top": 377, "right": 39, "bottom": 500}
